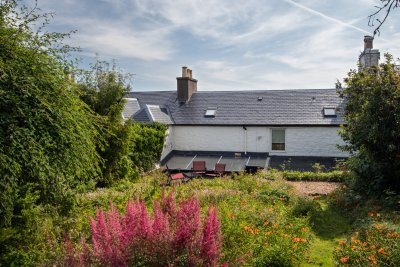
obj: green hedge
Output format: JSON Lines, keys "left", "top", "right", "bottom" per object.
{"left": 282, "top": 171, "right": 346, "bottom": 182}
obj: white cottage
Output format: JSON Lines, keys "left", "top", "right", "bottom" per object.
{"left": 123, "top": 36, "right": 380, "bottom": 171}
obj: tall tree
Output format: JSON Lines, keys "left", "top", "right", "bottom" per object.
{"left": 0, "top": 0, "right": 101, "bottom": 226}
{"left": 339, "top": 54, "right": 400, "bottom": 194}
{"left": 78, "top": 61, "right": 134, "bottom": 185}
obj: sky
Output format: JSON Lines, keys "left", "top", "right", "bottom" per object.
{"left": 27, "top": 0, "right": 400, "bottom": 91}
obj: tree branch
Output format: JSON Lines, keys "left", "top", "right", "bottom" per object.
{"left": 368, "top": 0, "right": 399, "bottom": 36}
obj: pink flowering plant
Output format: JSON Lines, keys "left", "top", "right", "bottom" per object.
{"left": 65, "top": 189, "right": 222, "bottom": 266}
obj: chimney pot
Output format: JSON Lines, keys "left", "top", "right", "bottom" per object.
{"left": 182, "top": 66, "right": 188, "bottom": 77}
{"left": 177, "top": 66, "right": 197, "bottom": 103}
{"left": 364, "top": 35, "right": 374, "bottom": 50}
{"left": 359, "top": 36, "right": 380, "bottom": 70}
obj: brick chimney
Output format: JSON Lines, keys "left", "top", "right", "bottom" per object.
{"left": 177, "top": 66, "right": 197, "bottom": 103}
{"left": 359, "top": 35, "right": 380, "bottom": 70}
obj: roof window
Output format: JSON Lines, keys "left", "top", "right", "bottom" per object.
{"left": 204, "top": 108, "right": 217, "bottom": 118}
{"left": 323, "top": 107, "right": 336, "bottom": 117}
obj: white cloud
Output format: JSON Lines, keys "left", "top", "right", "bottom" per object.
{"left": 32, "top": 0, "right": 400, "bottom": 91}
{"left": 283, "top": 0, "right": 371, "bottom": 34}
{"left": 74, "top": 23, "right": 174, "bottom": 61}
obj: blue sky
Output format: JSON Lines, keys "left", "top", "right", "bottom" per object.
{"left": 33, "top": 0, "right": 400, "bottom": 91}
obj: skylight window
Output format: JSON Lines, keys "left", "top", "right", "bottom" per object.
{"left": 323, "top": 107, "right": 336, "bottom": 117}
{"left": 204, "top": 108, "right": 217, "bottom": 118}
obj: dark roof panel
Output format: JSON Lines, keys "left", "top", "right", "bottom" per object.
{"left": 132, "top": 108, "right": 151, "bottom": 123}
{"left": 126, "top": 89, "right": 345, "bottom": 126}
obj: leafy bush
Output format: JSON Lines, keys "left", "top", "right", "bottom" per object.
{"left": 78, "top": 60, "right": 168, "bottom": 186}
{"left": 258, "top": 189, "right": 290, "bottom": 205}
{"left": 65, "top": 190, "right": 222, "bottom": 266}
{"left": 128, "top": 122, "right": 168, "bottom": 174}
{"left": 334, "top": 222, "right": 400, "bottom": 266}
{"left": 0, "top": 0, "right": 101, "bottom": 227}
{"left": 339, "top": 54, "right": 400, "bottom": 194}
{"left": 291, "top": 197, "right": 320, "bottom": 217}
{"left": 282, "top": 170, "right": 346, "bottom": 182}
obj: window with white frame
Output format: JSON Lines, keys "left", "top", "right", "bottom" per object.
{"left": 204, "top": 108, "right": 217, "bottom": 117}
{"left": 323, "top": 107, "right": 336, "bottom": 117}
{"left": 272, "top": 129, "right": 285, "bottom": 151}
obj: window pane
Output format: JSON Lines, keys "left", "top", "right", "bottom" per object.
{"left": 272, "top": 129, "right": 285, "bottom": 151}
{"left": 272, "top": 129, "right": 285, "bottom": 143}
{"left": 323, "top": 108, "right": 336, "bottom": 116}
{"left": 272, "top": 143, "right": 285, "bottom": 150}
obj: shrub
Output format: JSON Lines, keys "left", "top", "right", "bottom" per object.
{"left": 65, "top": 190, "right": 222, "bottom": 266}
{"left": 334, "top": 222, "right": 400, "bottom": 266}
{"left": 291, "top": 197, "right": 320, "bottom": 217}
{"left": 339, "top": 54, "right": 400, "bottom": 194}
{"left": 258, "top": 189, "right": 290, "bottom": 205}
{"left": 0, "top": 0, "right": 101, "bottom": 227}
{"left": 282, "top": 170, "right": 346, "bottom": 182}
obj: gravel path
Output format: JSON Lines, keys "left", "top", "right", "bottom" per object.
{"left": 285, "top": 181, "right": 343, "bottom": 196}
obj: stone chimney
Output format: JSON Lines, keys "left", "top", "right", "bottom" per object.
{"left": 177, "top": 66, "right": 197, "bottom": 103}
{"left": 359, "top": 35, "right": 380, "bottom": 70}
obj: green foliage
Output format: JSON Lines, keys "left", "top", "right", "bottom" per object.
{"left": 78, "top": 60, "right": 132, "bottom": 124}
{"left": 127, "top": 121, "right": 168, "bottom": 173}
{"left": 339, "top": 54, "right": 400, "bottom": 194}
{"left": 282, "top": 170, "right": 346, "bottom": 182}
{"left": 334, "top": 222, "right": 400, "bottom": 266}
{"left": 0, "top": 0, "right": 101, "bottom": 227}
{"left": 291, "top": 197, "right": 320, "bottom": 217}
{"left": 77, "top": 61, "right": 167, "bottom": 186}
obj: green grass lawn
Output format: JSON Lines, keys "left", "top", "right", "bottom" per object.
{"left": 302, "top": 198, "right": 351, "bottom": 266}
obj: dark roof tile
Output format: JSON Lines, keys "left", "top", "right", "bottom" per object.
{"left": 126, "top": 89, "right": 345, "bottom": 125}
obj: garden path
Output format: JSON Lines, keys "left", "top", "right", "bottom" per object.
{"left": 285, "top": 181, "right": 343, "bottom": 196}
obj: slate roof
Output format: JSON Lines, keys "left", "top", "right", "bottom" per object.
{"left": 132, "top": 108, "right": 151, "bottom": 123}
{"left": 122, "top": 98, "right": 140, "bottom": 119}
{"left": 147, "top": 105, "right": 173, "bottom": 124}
{"left": 125, "top": 89, "right": 345, "bottom": 126}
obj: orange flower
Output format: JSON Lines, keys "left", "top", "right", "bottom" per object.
{"left": 377, "top": 248, "right": 385, "bottom": 254}
{"left": 340, "top": 257, "right": 349, "bottom": 263}
{"left": 368, "top": 211, "right": 375, "bottom": 217}
{"left": 368, "top": 255, "right": 378, "bottom": 264}
{"left": 301, "top": 227, "right": 308, "bottom": 232}
{"left": 387, "top": 232, "right": 400, "bottom": 239}
{"left": 292, "top": 237, "right": 306, "bottom": 243}
{"left": 339, "top": 240, "right": 347, "bottom": 246}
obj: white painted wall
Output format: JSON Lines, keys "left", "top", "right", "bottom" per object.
{"left": 160, "top": 127, "right": 174, "bottom": 160}
{"left": 171, "top": 126, "right": 245, "bottom": 152}
{"left": 162, "top": 125, "right": 349, "bottom": 158}
{"left": 269, "top": 127, "right": 349, "bottom": 157}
